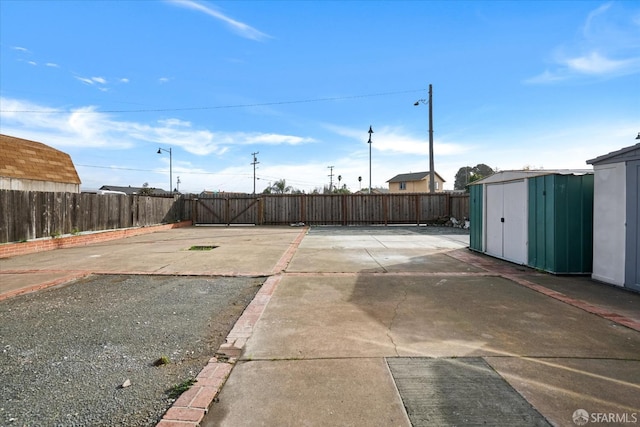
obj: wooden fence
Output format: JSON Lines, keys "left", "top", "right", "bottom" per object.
{"left": 0, "top": 190, "right": 184, "bottom": 243}
{"left": 191, "top": 193, "right": 469, "bottom": 226}
{"left": 0, "top": 190, "right": 469, "bottom": 243}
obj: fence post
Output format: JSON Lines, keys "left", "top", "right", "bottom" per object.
{"left": 342, "top": 194, "right": 347, "bottom": 226}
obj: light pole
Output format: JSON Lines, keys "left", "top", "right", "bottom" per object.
{"left": 414, "top": 84, "right": 435, "bottom": 193}
{"left": 368, "top": 126, "right": 374, "bottom": 194}
{"left": 157, "top": 147, "right": 172, "bottom": 194}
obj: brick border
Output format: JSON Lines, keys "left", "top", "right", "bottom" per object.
{"left": 157, "top": 228, "right": 308, "bottom": 426}
{"left": 157, "top": 275, "right": 284, "bottom": 427}
{"left": 0, "top": 271, "right": 93, "bottom": 302}
{"left": 0, "top": 221, "right": 192, "bottom": 259}
{"left": 447, "top": 249, "right": 640, "bottom": 333}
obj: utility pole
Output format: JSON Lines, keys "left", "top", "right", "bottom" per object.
{"left": 428, "top": 84, "right": 435, "bottom": 194}
{"left": 414, "top": 85, "right": 435, "bottom": 193}
{"left": 251, "top": 152, "right": 259, "bottom": 194}
{"left": 327, "top": 166, "right": 334, "bottom": 192}
{"left": 368, "top": 126, "right": 374, "bottom": 194}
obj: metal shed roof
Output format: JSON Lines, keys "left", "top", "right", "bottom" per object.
{"left": 470, "top": 169, "right": 593, "bottom": 185}
{"left": 586, "top": 143, "right": 640, "bottom": 166}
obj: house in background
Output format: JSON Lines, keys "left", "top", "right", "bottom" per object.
{"left": 387, "top": 171, "right": 445, "bottom": 193}
{"left": 0, "top": 134, "right": 81, "bottom": 192}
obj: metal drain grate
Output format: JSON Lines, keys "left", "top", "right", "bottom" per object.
{"left": 188, "top": 245, "right": 218, "bottom": 251}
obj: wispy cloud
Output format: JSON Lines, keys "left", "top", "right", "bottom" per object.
{"left": 0, "top": 97, "right": 313, "bottom": 156}
{"left": 526, "top": 2, "right": 640, "bottom": 84}
{"left": 325, "top": 124, "right": 469, "bottom": 157}
{"left": 45, "top": 62, "right": 59, "bottom": 68}
{"left": 167, "top": 0, "right": 270, "bottom": 41}
{"left": 74, "top": 76, "right": 110, "bottom": 91}
{"left": 240, "top": 133, "right": 314, "bottom": 145}
{"left": 11, "top": 46, "right": 29, "bottom": 53}
{"left": 158, "top": 77, "right": 170, "bottom": 84}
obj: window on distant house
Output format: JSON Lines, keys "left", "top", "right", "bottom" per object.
{"left": 399, "top": 182, "right": 406, "bottom": 190}
{"left": 436, "top": 181, "right": 439, "bottom": 190}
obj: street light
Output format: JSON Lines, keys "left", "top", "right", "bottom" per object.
{"left": 368, "top": 126, "right": 374, "bottom": 194}
{"left": 636, "top": 132, "right": 640, "bottom": 140}
{"left": 414, "top": 84, "right": 435, "bottom": 194}
{"left": 157, "top": 146, "right": 172, "bottom": 194}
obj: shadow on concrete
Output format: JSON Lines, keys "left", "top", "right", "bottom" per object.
{"left": 348, "top": 247, "right": 640, "bottom": 426}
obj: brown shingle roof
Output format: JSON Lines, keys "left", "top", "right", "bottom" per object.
{"left": 0, "top": 134, "right": 81, "bottom": 184}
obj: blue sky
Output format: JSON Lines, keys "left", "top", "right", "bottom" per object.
{"left": 1, "top": 0, "right": 639, "bottom": 194}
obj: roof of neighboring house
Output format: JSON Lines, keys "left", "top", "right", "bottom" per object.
{"left": 470, "top": 169, "right": 593, "bottom": 185}
{"left": 586, "top": 143, "right": 640, "bottom": 165}
{"left": 387, "top": 171, "right": 445, "bottom": 183}
{"left": 0, "top": 134, "right": 81, "bottom": 184}
{"left": 99, "top": 185, "right": 169, "bottom": 195}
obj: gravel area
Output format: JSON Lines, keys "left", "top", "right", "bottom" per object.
{"left": 0, "top": 274, "right": 262, "bottom": 426}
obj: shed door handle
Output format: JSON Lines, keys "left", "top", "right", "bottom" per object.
{"left": 501, "top": 217, "right": 505, "bottom": 223}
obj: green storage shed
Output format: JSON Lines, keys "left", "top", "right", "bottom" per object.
{"left": 469, "top": 170, "right": 594, "bottom": 274}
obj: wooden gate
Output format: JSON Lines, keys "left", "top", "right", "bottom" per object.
{"left": 194, "top": 196, "right": 261, "bottom": 225}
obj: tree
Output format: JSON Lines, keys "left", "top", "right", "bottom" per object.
{"left": 262, "top": 179, "right": 293, "bottom": 194}
{"left": 454, "top": 164, "right": 494, "bottom": 190}
{"left": 139, "top": 182, "right": 153, "bottom": 196}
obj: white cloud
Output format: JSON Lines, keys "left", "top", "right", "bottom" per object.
{"left": 158, "top": 77, "right": 170, "bottom": 84}
{"left": 75, "top": 76, "right": 107, "bottom": 85}
{"left": 27, "top": 61, "right": 37, "bottom": 66}
{"left": 239, "top": 133, "right": 314, "bottom": 145}
{"left": 565, "top": 51, "right": 640, "bottom": 75}
{"left": 75, "top": 76, "right": 94, "bottom": 85}
{"left": 167, "top": 0, "right": 270, "bottom": 41}
{"left": 119, "top": 78, "right": 130, "bottom": 83}
{"left": 45, "top": 62, "right": 59, "bottom": 68}
{"left": 12, "top": 46, "right": 29, "bottom": 52}
{"left": 0, "top": 98, "right": 314, "bottom": 160}
{"left": 583, "top": 2, "right": 612, "bottom": 36}
{"left": 325, "top": 124, "right": 469, "bottom": 157}
{"left": 527, "top": 3, "right": 640, "bottom": 84}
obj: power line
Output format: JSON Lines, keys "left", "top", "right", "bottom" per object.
{"left": 1, "top": 88, "right": 427, "bottom": 114}
{"left": 76, "top": 164, "right": 247, "bottom": 176}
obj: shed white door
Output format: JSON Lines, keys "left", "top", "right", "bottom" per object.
{"left": 485, "top": 181, "right": 527, "bottom": 264}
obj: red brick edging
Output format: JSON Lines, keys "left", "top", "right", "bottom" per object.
{"left": 0, "top": 221, "right": 193, "bottom": 259}
{"left": 157, "top": 274, "right": 283, "bottom": 427}
{"left": 447, "top": 249, "right": 640, "bottom": 333}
